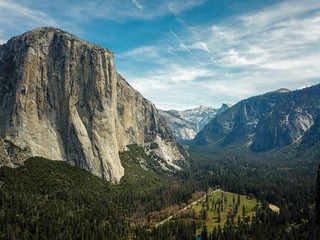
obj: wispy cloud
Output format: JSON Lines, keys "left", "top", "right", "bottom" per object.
{"left": 0, "top": 0, "right": 207, "bottom": 42}
{"left": 119, "top": 46, "right": 160, "bottom": 59}
{"left": 0, "top": 0, "right": 56, "bottom": 28}
{"left": 0, "top": 0, "right": 58, "bottom": 43}
{"left": 1, "top": 0, "right": 319, "bottom": 110}
{"left": 200, "top": 42, "right": 210, "bottom": 53}
{"left": 0, "top": 29, "right": 6, "bottom": 44}
{"left": 132, "top": 0, "right": 143, "bottom": 9}
{"left": 67, "top": 0, "right": 207, "bottom": 21}
{"left": 117, "top": 0, "right": 320, "bottom": 109}
{"left": 168, "top": 0, "right": 207, "bottom": 15}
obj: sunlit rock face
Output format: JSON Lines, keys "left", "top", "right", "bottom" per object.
{"left": 0, "top": 27, "right": 186, "bottom": 183}
{"left": 195, "top": 86, "right": 320, "bottom": 151}
{"left": 159, "top": 104, "right": 232, "bottom": 140}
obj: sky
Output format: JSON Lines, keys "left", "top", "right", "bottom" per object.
{"left": 0, "top": 0, "right": 320, "bottom": 110}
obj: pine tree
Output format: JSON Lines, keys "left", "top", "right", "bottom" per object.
{"left": 243, "top": 204, "right": 246, "bottom": 217}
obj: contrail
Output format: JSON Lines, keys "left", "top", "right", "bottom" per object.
{"left": 211, "top": 56, "right": 219, "bottom": 65}
{"left": 170, "top": 30, "right": 203, "bottom": 66}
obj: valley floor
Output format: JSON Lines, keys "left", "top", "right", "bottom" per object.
{"left": 151, "top": 189, "right": 281, "bottom": 236}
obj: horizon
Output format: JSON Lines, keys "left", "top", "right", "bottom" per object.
{"left": 0, "top": 0, "right": 319, "bottom": 110}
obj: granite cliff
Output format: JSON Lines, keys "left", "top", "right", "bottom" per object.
{"left": 0, "top": 27, "right": 186, "bottom": 183}
{"left": 195, "top": 85, "right": 320, "bottom": 151}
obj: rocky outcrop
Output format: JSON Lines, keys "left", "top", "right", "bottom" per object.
{"left": 0, "top": 27, "right": 186, "bottom": 183}
{"left": 159, "top": 104, "right": 231, "bottom": 140}
{"left": 195, "top": 85, "right": 320, "bottom": 151}
{"left": 0, "top": 139, "right": 32, "bottom": 168}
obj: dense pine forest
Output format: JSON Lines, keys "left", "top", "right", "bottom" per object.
{"left": 0, "top": 139, "right": 319, "bottom": 239}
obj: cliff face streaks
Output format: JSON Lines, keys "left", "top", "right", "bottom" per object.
{"left": 0, "top": 27, "right": 186, "bottom": 183}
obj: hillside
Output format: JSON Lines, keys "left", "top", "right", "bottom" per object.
{"left": 195, "top": 85, "right": 320, "bottom": 152}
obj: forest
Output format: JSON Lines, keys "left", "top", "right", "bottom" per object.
{"left": 0, "top": 139, "right": 319, "bottom": 239}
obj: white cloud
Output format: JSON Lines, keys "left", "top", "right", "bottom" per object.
{"left": 239, "top": 0, "right": 320, "bottom": 30}
{"left": 0, "top": 0, "right": 56, "bottom": 28}
{"left": 132, "top": 0, "right": 143, "bottom": 9}
{"left": 67, "top": 0, "right": 207, "bottom": 21}
{"left": 119, "top": 46, "right": 159, "bottom": 59}
{"left": 167, "top": 0, "right": 207, "bottom": 15}
{"left": 1, "top": 0, "right": 319, "bottom": 110}
{"left": 0, "top": 29, "right": 6, "bottom": 44}
{"left": 117, "top": 0, "right": 320, "bottom": 109}
{"left": 194, "top": 0, "right": 320, "bottom": 74}
{"left": 200, "top": 42, "right": 210, "bottom": 53}
{"left": 130, "top": 64, "right": 212, "bottom": 87}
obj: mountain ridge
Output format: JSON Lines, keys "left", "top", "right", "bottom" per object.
{"left": 195, "top": 84, "right": 320, "bottom": 151}
{"left": 159, "top": 103, "right": 232, "bottom": 140}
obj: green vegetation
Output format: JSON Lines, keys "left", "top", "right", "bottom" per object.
{"left": 0, "top": 145, "right": 195, "bottom": 239}
{"left": 0, "top": 137, "right": 319, "bottom": 239}
{"left": 183, "top": 139, "right": 319, "bottom": 239}
{"left": 119, "top": 144, "right": 174, "bottom": 190}
{"left": 191, "top": 191, "right": 261, "bottom": 234}
{"left": 149, "top": 142, "right": 159, "bottom": 150}
{"left": 0, "top": 157, "right": 125, "bottom": 239}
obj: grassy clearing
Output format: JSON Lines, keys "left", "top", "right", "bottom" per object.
{"left": 190, "top": 190, "right": 261, "bottom": 235}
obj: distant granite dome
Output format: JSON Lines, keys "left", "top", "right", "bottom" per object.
{"left": 0, "top": 27, "right": 187, "bottom": 183}
{"left": 273, "top": 88, "right": 291, "bottom": 93}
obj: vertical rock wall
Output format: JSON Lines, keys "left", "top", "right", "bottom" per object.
{"left": 0, "top": 27, "right": 186, "bottom": 183}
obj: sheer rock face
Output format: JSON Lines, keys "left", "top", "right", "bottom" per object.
{"left": 195, "top": 85, "right": 320, "bottom": 151}
{"left": 0, "top": 27, "right": 185, "bottom": 183}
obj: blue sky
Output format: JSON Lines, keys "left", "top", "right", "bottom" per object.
{"left": 0, "top": 0, "right": 320, "bottom": 110}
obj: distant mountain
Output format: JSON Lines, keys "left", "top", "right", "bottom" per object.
{"left": 159, "top": 104, "right": 232, "bottom": 140}
{"left": 195, "top": 85, "right": 320, "bottom": 151}
{"left": 158, "top": 110, "right": 198, "bottom": 140}
{"left": 182, "top": 104, "right": 232, "bottom": 131}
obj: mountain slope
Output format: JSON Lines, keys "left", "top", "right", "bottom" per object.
{"left": 160, "top": 104, "right": 231, "bottom": 140}
{"left": 309, "top": 164, "right": 320, "bottom": 240}
{"left": 195, "top": 85, "right": 320, "bottom": 151}
{"left": 0, "top": 27, "right": 186, "bottom": 183}
{"left": 252, "top": 85, "right": 320, "bottom": 151}
{"left": 158, "top": 110, "right": 198, "bottom": 140}
{"left": 182, "top": 104, "right": 232, "bottom": 131}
